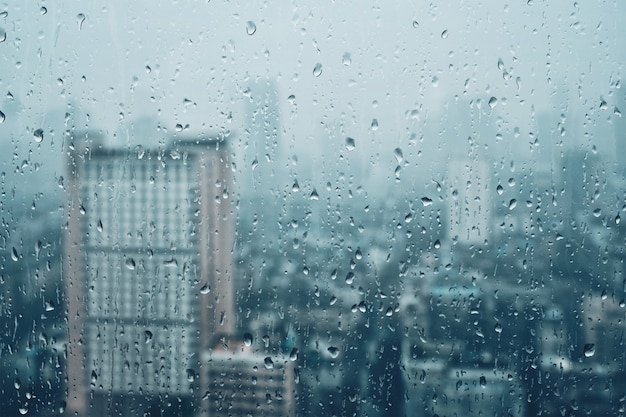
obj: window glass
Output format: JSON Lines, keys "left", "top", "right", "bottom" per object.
{"left": 1, "top": 1, "right": 625, "bottom": 417}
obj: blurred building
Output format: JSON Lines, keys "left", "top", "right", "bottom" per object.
{"left": 447, "top": 158, "right": 492, "bottom": 246}
{"left": 202, "top": 340, "right": 296, "bottom": 417}
{"left": 63, "top": 132, "right": 235, "bottom": 417}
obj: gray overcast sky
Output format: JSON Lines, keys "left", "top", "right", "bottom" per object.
{"left": 1, "top": 0, "right": 625, "bottom": 198}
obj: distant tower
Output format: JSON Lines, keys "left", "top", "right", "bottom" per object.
{"left": 202, "top": 340, "right": 296, "bottom": 417}
{"left": 447, "top": 158, "right": 491, "bottom": 245}
{"left": 64, "top": 132, "right": 235, "bottom": 417}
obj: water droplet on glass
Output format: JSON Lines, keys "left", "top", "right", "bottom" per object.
{"left": 14, "top": 377, "right": 21, "bottom": 389}
{"left": 497, "top": 58, "right": 504, "bottom": 71}
{"left": 345, "top": 137, "right": 355, "bottom": 151}
{"left": 96, "top": 219, "right": 103, "bottom": 232}
{"left": 412, "top": 20, "right": 419, "bottom": 28}
{"left": 76, "top": 13, "right": 86, "bottom": 30}
{"left": 496, "top": 184, "right": 504, "bottom": 195}
{"left": 495, "top": 322, "right": 503, "bottom": 333}
{"left": 200, "top": 284, "right": 210, "bottom": 294}
{"left": 292, "top": 180, "right": 300, "bottom": 192}
{"left": 441, "top": 29, "right": 448, "bottom": 39}
{"left": 18, "top": 407, "right": 28, "bottom": 415}
{"left": 264, "top": 357, "right": 274, "bottom": 369}
{"left": 163, "top": 258, "right": 178, "bottom": 267}
{"left": 90, "top": 370, "right": 98, "bottom": 384}
{"left": 370, "top": 118, "right": 379, "bottom": 130}
{"left": 125, "top": 258, "right": 136, "bottom": 270}
{"left": 289, "top": 348, "right": 299, "bottom": 361}
{"left": 421, "top": 197, "right": 433, "bottom": 207}
{"left": 345, "top": 271, "right": 355, "bottom": 284}
{"left": 144, "top": 330, "right": 153, "bottom": 343}
{"left": 33, "top": 129, "right": 44, "bottom": 143}
{"left": 592, "top": 208, "right": 601, "bottom": 217}
{"left": 479, "top": 375, "right": 487, "bottom": 387}
{"left": 11, "top": 247, "right": 18, "bottom": 261}
{"left": 309, "top": 189, "right": 319, "bottom": 200}
{"left": 0, "top": 29, "right": 6, "bottom": 43}
{"left": 327, "top": 346, "right": 340, "bottom": 358}
{"left": 583, "top": 343, "right": 595, "bottom": 357}
{"left": 488, "top": 96, "right": 498, "bottom": 109}
{"left": 393, "top": 147, "right": 403, "bottom": 163}
{"left": 508, "top": 199, "right": 517, "bottom": 210}
{"left": 243, "top": 333, "right": 253, "bottom": 346}
{"left": 40, "top": 7, "right": 47, "bottom": 15}
{"left": 434, "top": 239, "right": 441, "bottom": 249}
{"left": 342, "top": 53, "right": 351, "bottom": 66}
{"left": 313, "top": 63, "right": 323, "bottom": 77}
{"left": 599, "top": 99, "right": 608, "bottom": 110}
{"left": 246, "top": 21, "right": 257, "bottom": 35}
{"left": 615, "top": 107, "right": 622, "bottom": 117}
{"left": 0, "top": 110, "right": 5, "bottom": 123}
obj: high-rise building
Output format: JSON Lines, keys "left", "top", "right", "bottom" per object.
{"left": 64, "top": 132, "right": 235, "bottom": 417}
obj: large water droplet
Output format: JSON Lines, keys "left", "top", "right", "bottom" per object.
{"left": 479, "top": 375, "right": 487, "bottom": 387}
{"left": 313, "top": 63, "right": 323, "bottom": 77}
{"left": 342, "top": 53, "right": 351, "bottom": 66}
{"left": 11, "top": 247, "right": 18, "bottom": 261}
{"left": 144, "top": 330, "right": 153, "bottom": 344}
{"left": 494, "top": 322, "right": 503, "bottom": 333}
{"left": 40, "top": 7, "right": 47, "bottom": 15}
{"left": 264, "top": 357, "right": 274, "bottom": 369}
{"left": 33, "top": 129, "right": 44, "bottom": 143}
{"left": 583, "top": 343, "right": 595, "bottom": 357}
{"left": 96, "top": 219, "right": 103, "bottom": 232}
{"left": 246, "top": 21, "right": 257, "bottom": 35}
{"left": 125, "top": 257, "right": 136, "bottom": 270}
{"left": 327, "top": 346, "right": 340, "bottom": 358}
{"left": 243, "top": 333, "right": 253, "bottom": 346}
{"left": 0, "top": 110, "right": 5, "bottom": 123}
{"left": 488, "top": 97, "right": 498, "bottom": 109}
{"left": 345, "top": 137, "right": 355, "bottom": 151}
{"left": 76, "top": 13, "right": 86, "bottom": 30}
{"left": 441, "top": 29, "right": 449, "bottom": 39}
{"left": 393, "top": 147, "right": 403, "bottom": 163}
{"left": 508, "top": 199, "right": 517, "bottom": 210}
{"left": 412, "top": 20, "right": 419, "bottom": 28}
{"left": 421, "top": 197, "right": 433, "bottom": 207}
{"left": 289, "top": 348, "right": 298, "bottom": 361}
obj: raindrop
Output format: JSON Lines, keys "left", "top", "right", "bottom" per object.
{"left": 412, "top": 20, "right": 419, "bottom": 28}
{"left": 615, "top": 107, "right": 622, "bottom": 117}
{"left": 479, "top": 375, "right": 487, "bottom": 387}
{"left": 497, "top": 58, "right": 504, "bottom": 71}
{"left": 494, "top": 322, "right": 503, "bottom": 333}
{"left": 592, "top": 208, "right": 601, "bottom": 217}
{"left": 421, "top": 197, "right": 433, "bottom": 207}
{"left": 508, "top": 199, "right": 517, "bottom": 210}
{"left": 18, "top": 407, "right": 28, "bottom": 415}
{"left": 327, "top": 346, "right": 340, "bottom": 358}
{"left": 40, "top": 7, "right": 47, "bottom": 15}
{"left": 599, "top": 99, "right": 608, "bottom": 110}
{"left": 144, "top": 330, "right": 153, "bottom": 344}
{"left": 76, "top": 13, "right": 86, "bottom": 30}
{"left": 441, "top": 29, "right": 448, "bottom": 39}
{"left": 434, "top": 239, "right": 441, "bottom": 249}
{"left": 45, "top": 300, "right": 55, "bottom": 312}
{"left": 125, "top": 258, "right": 136, "bottom": 270}
{"left": 313, "top": 63, "right": 323, "bottom": 77}
{"left": 90, "top": 370, "right": 98, "bottom": 384}
{"left": 289, "top": 348, "right": 298, "bottom": 361}
{"left": 200, "top": 283, "right": 210, "bottom": 294}
{"left": 292, "top": 180, "right": 300, "bottom": 192}
{"left": 371, "top": 118, "right": 379, "bottom": 130}
{"left": 243, "top": 333, "right": 253, "bottom": 346}
{"left": 488, "top": 96, "right": 498, "bottom": 109}
{"left": 345, "top": 271, "right": 355, "bottom": 284}
{"left": 345, "top": 137, "right": 355, "bottom": 151}
{"left": 246, "top": 21, "right": 257, "bottom": 35}
{"left": 0, "top": 29, "right": 5, "bottom": 43}
{"left": 309, "top": 189, "right": 319, "bottom": 200}
{"left": 163, "top": 258, "right": 178, "bottom": 267}
{"left": 264, "top": 357, "right": 274, "bottom": 369}
{"left": 393, "top": 147, "right": 403, "bottom": 163}
{"left": 342, "top": 53, "right": 351, "bottom": 66}
{"left": 186, "top": 369, "right": 196, "bottom": 382}
{"left": 14, "top": 377, "right": 20, "bottom": 389}
{"left": 96, "top": 219, "right": 103, "bottom": 232}
{"left": 583, "top": 343, "right": 595, "bottom": 357}
{"left": 496, "top": 184, "right": 504, "bottom": 195}
{"left": 11, "top": 247, "right": 18, "bottom": 261}
{"left": 33, "top": 129, "right": 44, "bottom": 143}
{"left": 0, "top": 110, "right": 4, "bottom": 123}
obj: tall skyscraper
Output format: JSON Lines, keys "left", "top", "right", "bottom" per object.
{"left": 64, "top": 132, "right": 235, "bottom": 417}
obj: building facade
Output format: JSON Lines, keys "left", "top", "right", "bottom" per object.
{"left": 64, "top": 133, "right": 235, "bottom": 417}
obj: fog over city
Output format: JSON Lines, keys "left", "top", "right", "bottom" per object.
{"left": 1, "top": 1, "right": 626, "bottom": 417}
